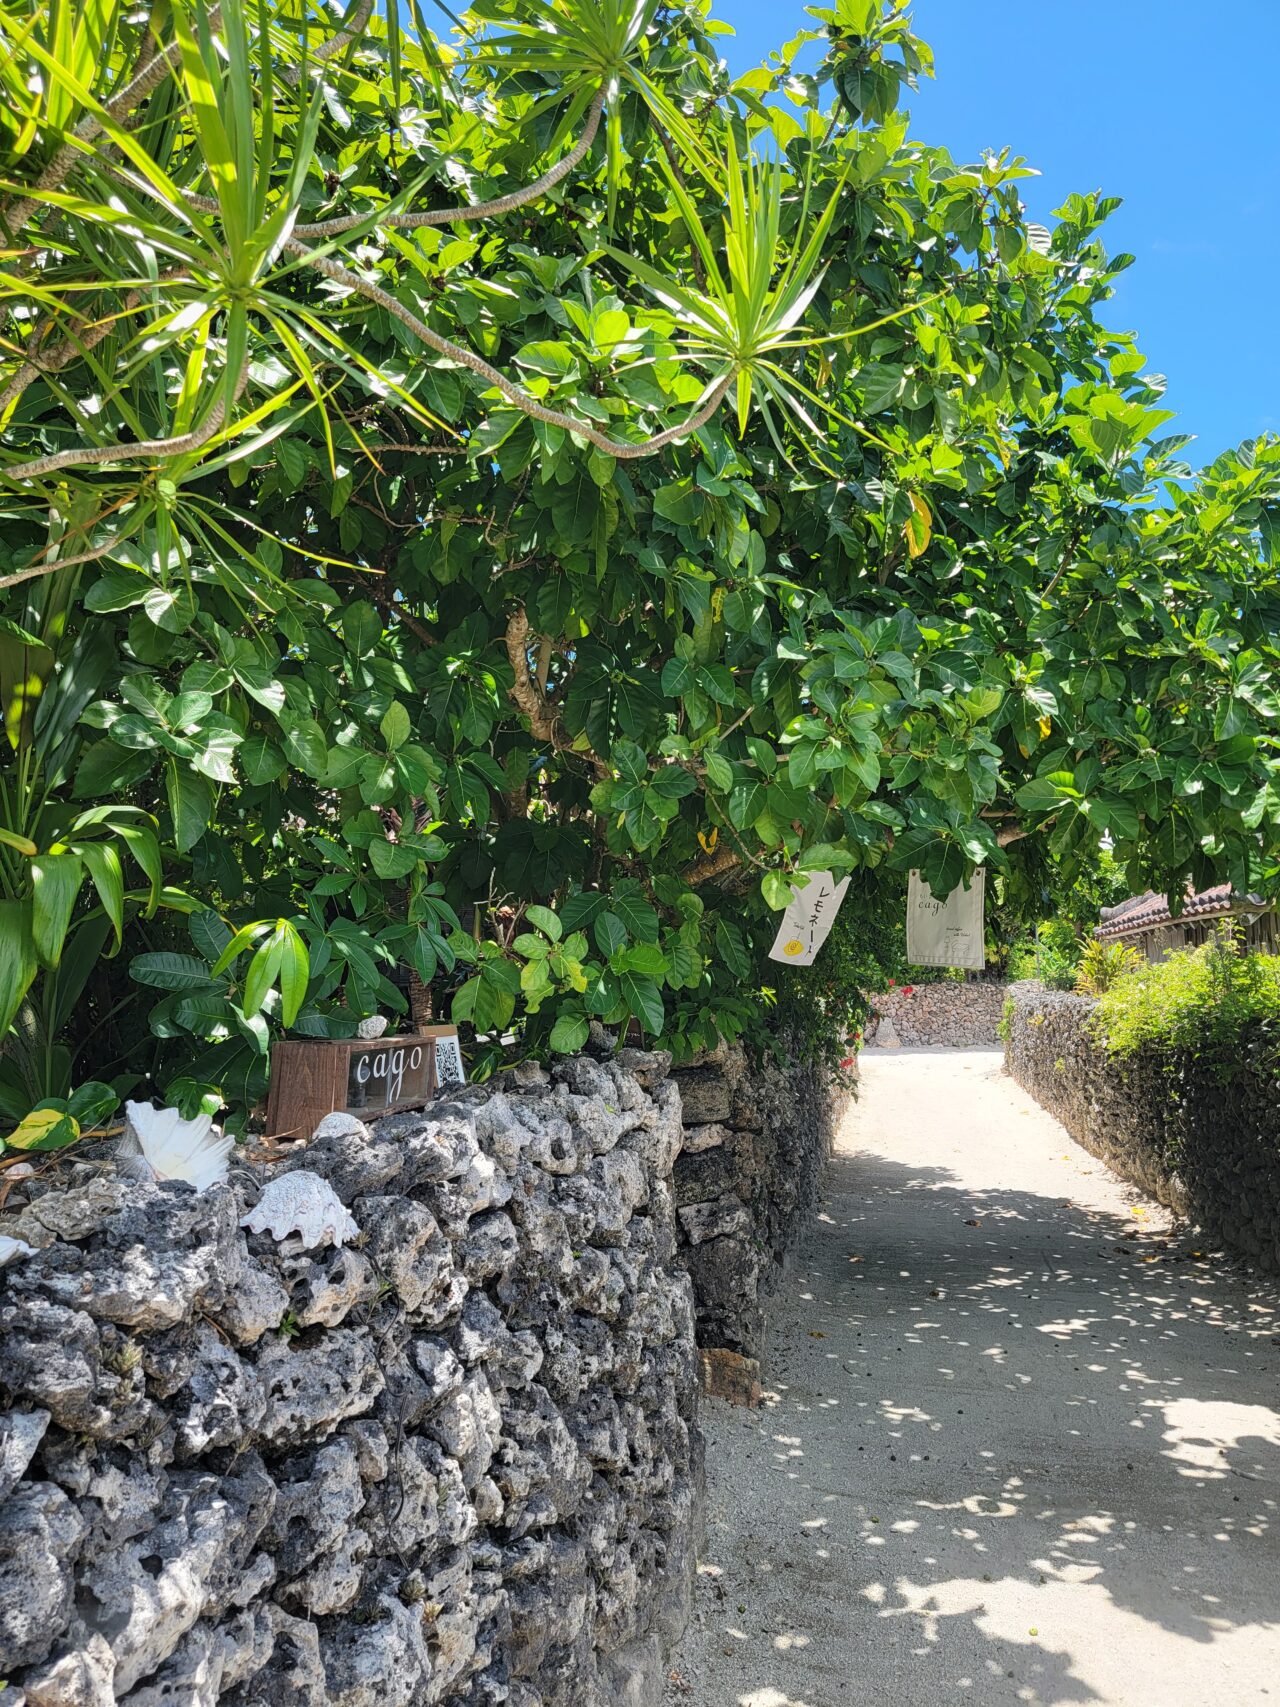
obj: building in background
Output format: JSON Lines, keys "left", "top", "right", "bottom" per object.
{"left": 1095, "top": 884, "right": 1277, "bottom": 960}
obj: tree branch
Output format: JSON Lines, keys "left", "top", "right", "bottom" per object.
{"left": 0, "top": 270, "right": 192, "bottom": 415}
{"left": 291, "top": 86, "right": 606, "bottom": 239}
{"left": 342, "top": 566, "right": 436, "bottom": 646}
{"left": 0, "top": 8, "right": 223, "bottom": 239}
{"left": 1, "top": 362, "right": 248, "bottom": 485}
{"left": 684, "top": 845, "right": 741, "bottom": 886}
{"left": 504, "top": 605, "right": 608, "bottom": 778}
{"left": 280, "top": 0, "right": 376, "bottom": 86}
{"left": 281, "top": 237, "right": 735, "bottom": 459}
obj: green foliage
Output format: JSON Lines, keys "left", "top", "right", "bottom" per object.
{"left": 2, "top": 0, "right": 1280, "bottom": 1120}
{"left": 1074, "top": 937, "right": 1141, "bottom": 996}
{"left": 1007, "top": 918, "right": 1081, "bottom": 989}
{"left": 1089, "top": 929, "right": 1280, "bottom": 1065}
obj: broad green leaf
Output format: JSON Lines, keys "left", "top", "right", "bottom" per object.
{"left": 549, "top": 1012, "right": 590, "bottom": 1053}
{"left": 380, "top": 702, "right": 411, "bottom": 750}
{"left": 275, "top": 920, "right": 310, "bottom": 1026}
{"left": 167, "top": 762, "right": 213, "bottom": 854}
{"left": 0, "top": 900, "right": 37, "bottom": 1035}
{"left": 525, "top": 904, "right": 562, "bottom": 941}
{"left": 131, "top": 951, "right": 219, "bottom": 991}
{"left": 75, "top": 841, "right": 125, "bottom": 949}
{"left": 761, "top": 870, "right": 794, "bottom": 910}
{"left": 31, "top": 852, "right": 85, "bottom": 968}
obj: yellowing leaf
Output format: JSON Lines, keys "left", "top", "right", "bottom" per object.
{"left": 904, "top": 493, "right": 932, "bottom": 558}
{"left": 6, "top": 1107, "right": 79, "bottom": 1151}
{"left": 1038, "top": 715, "right": 1053, "bottom": 740}
{"left": 697, "top": 827, "right": 719, "bottom": 854}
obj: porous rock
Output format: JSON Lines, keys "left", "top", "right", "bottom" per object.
{"left": 0, "top": 1051, "right": 782, "bottom": 1705}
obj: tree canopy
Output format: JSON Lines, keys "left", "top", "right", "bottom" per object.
{"left": 2, "top": 0, "right": 1279, "bottom": 1129}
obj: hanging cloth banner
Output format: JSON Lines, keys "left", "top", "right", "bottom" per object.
{"left": 768, "top": 871, "right": 851, "bottom": 966}
{"left": 906, "top": 868, "right": 986, "bottom": 970}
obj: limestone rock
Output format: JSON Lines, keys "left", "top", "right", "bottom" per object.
{"left": 357, "top": 1196, "right": 455, "bottom": 1318}
{"left": 278, "top": 1125, "right": 402, "bottom": 1205}
{"left": 174, "top": 1325, "right": 266, "bottom": 1458}
{"left": 19, "top": 1632, "right": 116, "bottom": 1707}
{"left": 0, "top": 1049, "right": 735, "bottom": 1707}
{"left": 279, "top": 1244, "right": 377, "bottom": 1330}
{"left": 227, "top": 1603, "right": 326, "bottom": 1707}
{"left": 0, "top": 1406, "right": 49, "bottom": 1500}
{"left": 677, "top": 1193, "right": 751, "bottom": 1245}
{"left": 319, "top": 1590, "right": 432, "bottom": 1707}
{"left": 1, "top": 1177, "right": 134, "bottom": 1248}
{"left": 681, "top": 1122, "right": 729, "bottom": 1154}
{"left": 208, "top": 1259, "right": 290, "bottom": 1348}
{"left": 670, "top": 1068, "right": 732, "bottom": 1125}
{"left": 0, "top": 1298, "right": 113, "bottom": 1434}
{"left": 256, "top": 1329, "right": 384, "bottom": 1447}
{"left": 13, "top": 1184, "right": 243, "bottom": 1333}
{"left": 0, "top": 1480, "right": 86, "bottom": 1670}
{"left": 264, "top": 1439, "right": 365, "bottom": 1578}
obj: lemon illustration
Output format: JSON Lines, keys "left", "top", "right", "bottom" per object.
{"left": 783, "top": 939, "right": 805, "bottom": 957}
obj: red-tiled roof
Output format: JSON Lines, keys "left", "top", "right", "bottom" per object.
{"left": 1095, "top": 883, "right": 1251, "bottom": 939}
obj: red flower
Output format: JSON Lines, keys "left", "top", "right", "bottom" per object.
{"left": 904, "top": 984, "right": 915, "bottom": 995}
{"left": 888, "top": 979, "right": 896, "bottom": 988}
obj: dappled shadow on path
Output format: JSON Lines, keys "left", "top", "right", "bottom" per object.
{"left": 678, "top": 1131, "right": 1280, "bottom": 1707}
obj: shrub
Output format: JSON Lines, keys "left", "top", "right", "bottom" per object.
{"left": 1089, "top": 928, "right": 1280, "bottom": 1065}
{"left": 1006, "top": 918, "right": 1082, "bottom": 989}
{"left": 1074, "top": 938, "right": 1141, "bottom": 996}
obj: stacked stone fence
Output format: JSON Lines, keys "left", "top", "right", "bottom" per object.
{"left": 866, "top": 979, "right": 1007, "bottom": 1048}
{"left": 1004, "top": 982, "right": 1280, "bottom": 1273}
{"left": 671, "top": 1041, "right": 844, "bottom": 1399}
{"left": 0, "top": 1048, "right": 699, "bottom": 1707}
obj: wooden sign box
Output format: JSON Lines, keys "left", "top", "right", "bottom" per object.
{"left": 264, "top": 1026, "right": 462, "bottom": 1140}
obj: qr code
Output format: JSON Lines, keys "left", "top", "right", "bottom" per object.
{"left": 435, "top": 1034, "right": 466, "bottom": 1087}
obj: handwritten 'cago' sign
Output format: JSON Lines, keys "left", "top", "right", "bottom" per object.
{"left": 768, "top": 871, "right": 851, "bottom": 966}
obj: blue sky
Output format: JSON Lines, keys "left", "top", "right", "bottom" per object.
{"left": 720, "top": 1, "right": 1280, "bottom": 470}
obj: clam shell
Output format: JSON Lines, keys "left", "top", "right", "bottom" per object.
{"left": 240, "top": 1170, "right": 358, "bottom": 1249}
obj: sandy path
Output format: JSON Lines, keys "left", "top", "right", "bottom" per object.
{"left": 665, "top": 1048, "right": 1280, "bottom": 1707}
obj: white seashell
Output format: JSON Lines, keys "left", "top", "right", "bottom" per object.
{"left": 0, "top": 1235, "right": 35, "bottom": 1268}
{"left": 356, "top": 1015, "right": 388, "bottom": 1040}
{"left": 240, "top": 1171, "right": 358, "bottom": 1249}
{"left": 118, "top": 1102, "right": 232, "bottom": 1192}
{"left": 311, "top": 1112, "right": 372, "bottom": 1143}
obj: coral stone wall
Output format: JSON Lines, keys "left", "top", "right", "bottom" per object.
{"left": 0, "top": 1049, "right": 698, "bottom": 1707}
{"left": 1004, "top": 983, "right": 1280, "bottom": 1272}
{"left": 671, "top": 1042, "right": 842, "bottom": 1382}
{"left": 867, "top": 980, "right": 1008, "bottom": 1048}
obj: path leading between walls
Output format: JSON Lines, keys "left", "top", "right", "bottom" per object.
{"left": 665, "top": 1048, "right": 1280, "bottom": 1707}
